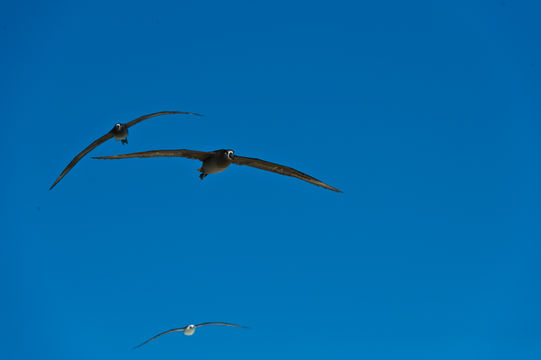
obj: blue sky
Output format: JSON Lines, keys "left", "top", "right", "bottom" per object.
{"left": 2, "top": 0, "right": 540, "bottom": 359}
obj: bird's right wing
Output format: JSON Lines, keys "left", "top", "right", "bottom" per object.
{"left": 49, "top": 132, "right": 114, "bottom": 190}
{"left": 124, "top": 111, "right": 202, "bottom": 128}
{"left": 133, "top": 328, "right": 186, "bottom": 349}
{"left": 93, "top": 149, "right": 213, "bottom": 161}
{"left": 196, "top": 322, "right": 246, "bottom": 328}
{"left": 232, "top": 155, "right": 342, "bottom": 192}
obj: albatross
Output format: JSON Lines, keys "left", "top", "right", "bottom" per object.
{"left": 133, "top": 322, "right": 246, "bottom": 349}
{"left": 93, "top": 148, "right": 342, "bottom": 192}
{"left": 49, "top": 111, "right": 201, "bottom": 190}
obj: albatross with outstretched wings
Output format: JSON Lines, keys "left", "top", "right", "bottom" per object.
{"left": 93, "top": 148, "right": 342, "bottom": 192}
{"left": 133, "top": 322, "right": 246, "bottom": 349}
{"left": 49, "top": 111, "right": 201, "bottom": 190}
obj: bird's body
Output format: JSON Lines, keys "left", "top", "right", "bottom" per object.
{"left": 111, "top": 123, "right": 129, "bottom": 143}
{"left": 183, "top": 325, "right": 196, "bottom": 336}
{"left": 198, "top": 149, "right": 234, "bottom": 179}
{"left": 93, "top": 148, "right": 342, "bottom": 192}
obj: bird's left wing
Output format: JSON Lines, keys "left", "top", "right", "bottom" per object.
{"left": 232, "top": 156, "right": 342, "bottom": 192}
{"left": 93, "top": 149, "right": 213, "bottom": 161}
{"left": 124, "top": 111, "right": 202, "bottom": 128}
{"left": 133, "top": 327, "right": 186, "bottom": 349}
{"left": 195, "top": 322, "right": 246, "bottom": 328}
{"left": 49, "top": 131, "right": 114, "bottom": 190}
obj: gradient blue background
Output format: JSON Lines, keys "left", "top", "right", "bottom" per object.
{"left": 2, "top": 0, "right": 540, "bottom": 359}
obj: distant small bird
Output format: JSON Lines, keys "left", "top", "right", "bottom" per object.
{"left": 133, "top": 322, "right": 246, "bottom": 349}
{"left": 49, "top": 111, "right": 201, "bottom": 190}
{"left": 93, "top": 148, "right": 342, "bottom": 192}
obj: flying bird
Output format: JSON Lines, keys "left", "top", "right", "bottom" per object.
{"left": 133, "top": 322, "right": 246, "bottom": 349}
{"left": 49, "top": 111, "right": 201, "bottom": 190}
{"left": 93, "top": 148, "right": 342, "bottom": 192}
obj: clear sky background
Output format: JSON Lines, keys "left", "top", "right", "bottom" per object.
{"left": 2, "top": 0, "right": 540, "bottom": 359}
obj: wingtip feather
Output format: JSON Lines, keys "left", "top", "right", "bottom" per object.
{"left": 49, "top": 180, "right": 59, "bottom": 190}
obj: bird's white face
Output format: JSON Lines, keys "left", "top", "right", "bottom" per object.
{"left": 115, "top": 123, "right": 122, "bottom": 130}
{"left": 184, "top": 325, "right": 196, "bottom": 336}
{"left": 226, "top": 150, "right": 234, "bottom": 160}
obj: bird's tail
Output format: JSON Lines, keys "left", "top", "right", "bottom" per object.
{"left": 199, "top": 173, "right": 207, "bottom": 180}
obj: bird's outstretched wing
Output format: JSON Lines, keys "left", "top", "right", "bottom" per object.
{"left": 125, "top": 111, "right": 202, "bottom": 128}
{"left": 49, "top": 132, "right": 114, "bottom": 190}
{"left": 232, "top": 156, "right": 342, "bottom": 192}
{"left": 93, "top": 149, "right": 213, "bottom": 161}
{"left": 133, "top": 327, "right": 186, "bottom": 349}
{"left": 195, "top": 322, "right": 247, "bottom": 328}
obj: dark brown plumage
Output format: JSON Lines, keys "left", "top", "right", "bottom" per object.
{"left": 93, "top": 148, "right": 342, "bottom": 192}
{"left": 49, "top": 111, "right": 201, "bottom": 190}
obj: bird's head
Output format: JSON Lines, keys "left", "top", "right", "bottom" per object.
{"left": 225, "top": 149, "right": 235, "bottom": 160}
{"left": 184, "top": 324, "right": 196, "bottom": 336}
{"left": 111, "top": 123, "right": 124, "bottom": 133}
